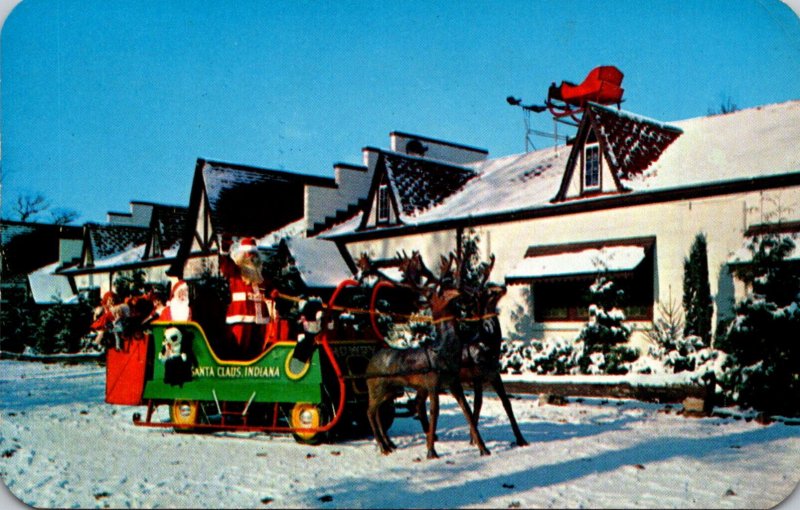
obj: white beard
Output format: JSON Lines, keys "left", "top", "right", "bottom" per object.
{"left": 169, "top": 298, "right": 191, "bottom": 321}
{"left": 239, "top": 259, "right": 264, "bottom": 285}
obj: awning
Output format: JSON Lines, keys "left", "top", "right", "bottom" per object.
{"left": 506, "top": 244, "right": 648, "bottom": 283}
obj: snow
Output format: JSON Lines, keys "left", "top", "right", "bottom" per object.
{"left": 2, "top": 360, "right": 799, "bottom": 509}
{"left": 629, "top": 101, "right": 800, "bottom": 190}
{"left": 27, "top": 262, "right": 77, "bottom": 305}
{"left": 282, "top": 237, "right": 354, "bottom": 288}
{"left": 257, "top": 218, "right": 307, "bottom": 246}
{"left": 728, "top": 233, "right": 800, "bottom": 265}
{"left": 86, "top": 242, "right": 181, "bottom": 270}
{"left": 322, "top": 100, "right": 800, "bottom": 239}
{"left": 506, "top": 245, "right": 646, "bottom": 281}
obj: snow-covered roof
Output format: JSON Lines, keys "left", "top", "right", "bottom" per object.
{"left": 200, "top": 159, "right": 333, "bottom": 239}
{"left": 506, "top": 245, "right": 647, "bottom": 282}
{"left": 381, "top": 151, "right": 476, "bottom": 219}
{"left": 282, "top": 237, "right": 353, "bottom": 288}
{"left": 256, "top": 218, "right": 306, "bottom": 246}
{"left": 71, "top": 241, "right": 180, "bottom": 273}
{"left": 86, "top": 223, "right": 149, "bottom": 259}
{"left": 322, "top": 100, "right": 800, "bottom": 237}
{"left": 626, "top": 100, "right": 800, "bottom": 190}
{"left": 28, "top": 262, "right": 77, "bottom": 305}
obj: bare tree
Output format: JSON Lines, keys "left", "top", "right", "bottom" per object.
{"left": 50, "top": 208, "right": 79, "bottom": 225}
{"left": 15, "top": 193, "right": 50, "bottom": 222}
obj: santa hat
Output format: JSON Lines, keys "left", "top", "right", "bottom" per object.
{"left": 170, "top": 280, "right": 189, "bottom": 299}
{"left": 231, "top": 237, "right": 259, "bottom": 264}
{"left": 236, "top": 237, "right": 259, "bottom": 253}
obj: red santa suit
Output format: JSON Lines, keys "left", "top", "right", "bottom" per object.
{"left": 220, "top": 238, "right": 274, "bottom": 358}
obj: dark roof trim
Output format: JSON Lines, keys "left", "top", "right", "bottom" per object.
{"left": 199, "top": 158, "right": 337, "bottom": 188}
{"left": 745, "top": 221, "right": 800, "bottom": 236}
{"left": 333, "top": 162, "right": 368, "bottom": 172}
{"left": 506, "top": 269, "right": 639, "bottom": 285}
{"left": 169, "top": 159, "right": 208, "bottom": 277}
{"left": 107, "top": 212, "right": 133, "bottom": 217}
{"left": 130, "top": 200, "right": 186, "bottom": 208}
{"left": 524, "top": 236, "right": 656, "bottom": 257}
{"left": 59, "top": 256, "right": 178, "bottom": 276}
{"left": 361, "top": 147, "right": 476, "bottom": 172}
{"left": 327, "top": 171, "right": 800, "bottom": 243}
{"left": 389, "top": 131, "right": 489, "bottom": 155}
{"left": 0, "top": 219, "right": 83, "bottom": 235}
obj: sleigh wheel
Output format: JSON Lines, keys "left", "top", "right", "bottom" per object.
{"left": 290, "top": 402, "right": 329, "bottom": 445}
{"left": 170, "top": 399, "right": 200, "bottom": 432}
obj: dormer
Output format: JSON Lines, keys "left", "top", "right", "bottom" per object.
{"left": 553, "top": 103, "right": 682, "bottom": 202}
{"left": 359, "top": 149, "right": 476, "bottom": 230}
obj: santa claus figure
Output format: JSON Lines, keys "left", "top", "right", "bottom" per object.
{"left": 159, "top": 280, "right": 192, "bottom": 322}
{"left": 220, "top": 237, "right": 275, "bottom": 359}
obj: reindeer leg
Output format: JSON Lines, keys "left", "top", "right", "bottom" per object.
{"left": 366, "top": 400, "right": 391, "bottom": 454}
{"left": 416, "top": 388, "right": 430, "bottom": 435}
{"left": 490, "top": 373, "right": 528, "bottom": 447}
{"left": 367, "top": 385, "right": 394, "bottom": 455}
{"left": 426, "top": 389, "right": 439, "bottom": 459}
{"left": 469, "top": 377, "right": 483, "bottom": 446}
{"left": 449, "top": 381, "right": 490, "bottom": 456}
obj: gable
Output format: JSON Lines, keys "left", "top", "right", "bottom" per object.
{"left": 554, "top": 104, "right": 683, "bottom": 202}
{"left": 359, "top": 151, "right": 476, "bottom": 229}
{"left": 145, "top": 204, "right": 188, "bottom": 259}
{"left": 80, "top": 223, "right": 149, "bottom": 268}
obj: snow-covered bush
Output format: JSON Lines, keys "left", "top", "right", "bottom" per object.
{"left": 575, "top": 276, "right": 635, "bottom": 374}
{"left": 500, "top": 339, "right": 531, "bottom": 374}
{"left": 718, "top": 233, "right": 800, "bottom": 416}
{"left": 529, "top": 336, "right": 578, "bottom": 374}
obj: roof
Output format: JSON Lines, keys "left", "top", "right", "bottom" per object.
{"left": 201, "top": 159, "right": 335, "bottom": 239}
{"left": 323, "top": 100, "right": 800, "bottom": 238}
{"left": 85, "top": 223, "right": 150, "bottom": 260}
{"left": 280, "top": 237, "right": 353, "bottom": 288}
{"left": 28, "top": 261, "right": 77, "bottom": 304}
{"left": 588, "top": 103, "right": 683, "bottom": 179}
{"left": 382, "top": 152, "right": 477, "bottom": 218}
{"left": 148, "top": 204, "right": 188, "bottom": 257}
{"left": 625, "top": 100, "right": 800, "bottom": 190}
{"left": 1, "top": 220, "right": 82, "bottom": 278}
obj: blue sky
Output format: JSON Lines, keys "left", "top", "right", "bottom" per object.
{"left": 1, "top": 0, "right": 799, "bottom": 224}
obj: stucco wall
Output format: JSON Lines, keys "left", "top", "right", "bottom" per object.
{"left": 342, "top": 185, "right": 800, "bottom": 349}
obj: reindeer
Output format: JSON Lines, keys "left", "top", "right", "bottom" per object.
{"left": 365, "top": 252, "right": 490, "bottom": 459}
{"left": 415, "top": 254, "right": 528, "bottom": 447}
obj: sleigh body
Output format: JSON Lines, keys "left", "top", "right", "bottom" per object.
{"left": 104, "top": 280, "right": 393, "bottom": 443}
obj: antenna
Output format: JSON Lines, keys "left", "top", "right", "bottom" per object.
{"left": 506, "top": 96, "right": 568, "bottom": 151}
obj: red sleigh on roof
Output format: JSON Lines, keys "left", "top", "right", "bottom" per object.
{"left": 546, "top": 66, "right": 624, "bottom": 122}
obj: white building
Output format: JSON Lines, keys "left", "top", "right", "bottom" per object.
{"left": 318, "top": 101, "right": 800, "bottom": 347}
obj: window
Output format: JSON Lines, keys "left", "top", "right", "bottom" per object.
{"left": 533, "top": 275, "right": 653, "bottom": 322}
{"left": 377, "top": 184, "right": 390, "bottom": 223}
{"left": 584, "top": 144, "right": 601, "bottom": 190}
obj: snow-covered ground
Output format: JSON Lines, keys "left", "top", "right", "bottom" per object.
{"left": 1, "top": 360, "right": 799, "bottom": 509}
